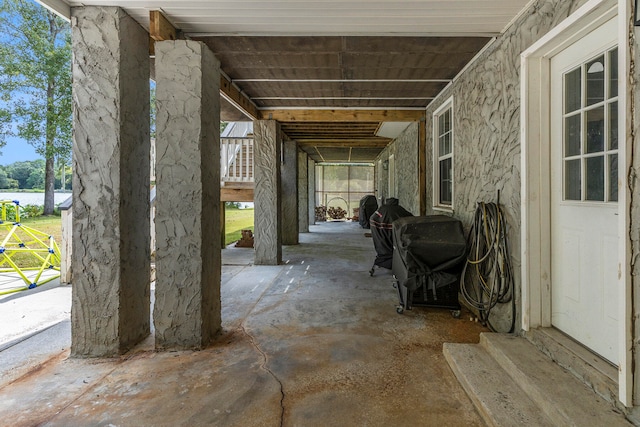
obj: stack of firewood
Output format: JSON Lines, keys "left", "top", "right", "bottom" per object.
{"left": 235, "top": 229, "right": 254, "bottom": 248}
{"left": 315, "top": 205, "right": 327, "bottom": 222}
{"left": 327, "top": 206, "right": 347, "bottom": 220}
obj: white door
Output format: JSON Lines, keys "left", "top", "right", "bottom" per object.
{"left": 550, "top": 17, "right": 619, "bottom": 364}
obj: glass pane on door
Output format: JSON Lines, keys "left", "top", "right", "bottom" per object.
{"left": 562, "top": 47, "right": 618, "bottom": 203}
{"left": 585, "top": 156, "right": 605, "bottom": 201}
{"left": 586, "top": 55, "right": 605, "bottom": 106}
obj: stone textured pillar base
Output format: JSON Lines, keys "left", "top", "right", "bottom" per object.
{"left": 154, "top": 40, "right": 221, "bottom": 350}
{"left": 254, "top": 120, "right": 282, "bottom": 265}
{"left": 308, "top": 158, "right": 316, "bottom": 226}
{"left": 298, "top": 150, "right": 309, "bottom": 233}
{"left": 71, "top": 6, "right": 150, "bottom": 357}
{"left": 282, "top": 139, "right": 299, "bottom": 245}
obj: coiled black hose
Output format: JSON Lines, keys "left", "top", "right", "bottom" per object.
{"left": 460, "top": 201, "right": 515, "bottom": 333}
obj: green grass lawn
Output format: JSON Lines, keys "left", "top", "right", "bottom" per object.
{"left": 225, "top": 208, "right": 254, "bottom": 246}
{"left": 0, "top": 215, "right": 63, "bottom": 269}
{"left": 0, "top": 208, "right": 254, "bottom": 269}
{"left": 18, "top": 209, "right": 255, "bottom": 247}
{"left": 17, "top": 215, "right": 63, "bottom": 243}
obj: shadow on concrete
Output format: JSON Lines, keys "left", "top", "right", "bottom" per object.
{"left": 1, "top": 221, "right": 489, "bottom": 426}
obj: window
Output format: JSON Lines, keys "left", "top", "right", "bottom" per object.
{"left": 433, "top": 97, "right": 453, "bottom": 208}
{"left": 562, "top": 47, "right": 618, "bottom": 203}
{"left": 315, "top": 164, "right": 375, "bottom": 217}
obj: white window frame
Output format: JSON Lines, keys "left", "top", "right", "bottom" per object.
{"left": 432, "top": 96, "right": 454, "bottom": 211}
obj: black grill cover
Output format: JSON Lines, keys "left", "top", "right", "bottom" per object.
{"left": 358, "top": 195, "right": 378, "bottom": 229}
{"left": 392, "top": 215, "right": 466, "bottom": 291}
{"left": 370, "top": 198, "right": 412, "bottom": 268}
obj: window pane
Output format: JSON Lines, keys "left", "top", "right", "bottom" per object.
{"left": 439, "top": 158, "right": 452, "bottom": 205}
{"left": 609, "top": 48, "right": 618, "bottom": 98}
{"left": 609, "top": 101, "right": 618, "bottom": 150}
{"left": 564, "top": 114, "right": 581, "bottom": 157}
{"left": 440, "top": 132, "right": 452, "bottom": 156}
{"left": 349, "top": 166, "right": 374, "bottom": 192}
{"left": 586, "top": 107, "right": 605, "bottom": 153}
{"left": 585, "top": 156, "right": 605, "bottom": 201}
{"left": 565, "top": 67, "right": 582, "bottom": 113}
{"left": 586, "top": 55, "right": 605, "bottom": 106}
{"left": 565, "top": 159, "right": 581, "bottom": 200}
{"left": 442, "top": 110, "right": 451, "bottom": 134}
{"left": 323, "top": 165, "right": 348, "bottom": 191}
{"left": 438, "top": 114, "right": 445, "bottom": 136}
{"left": 609, "top": 154, "right": 618, "bottom": 202}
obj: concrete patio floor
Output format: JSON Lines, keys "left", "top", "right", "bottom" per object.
{"left": 0, "top": 221, "right": 489, "bottom": 426}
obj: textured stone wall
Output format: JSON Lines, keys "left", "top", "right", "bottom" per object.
{"left": 281, "top": 139, "right": 299, "bottom": 245}
{"left": 71, "top": 6, "right": 150, "bottom": 356}
{"left": 308, "top": 158, "right": 316, "bottom": 226}
{"left": 298, "top": 149, "right": 309, "bottom": 232}
{"left": 376, "top": 145, "right": 392, "bottom": 204}
{"left": 394, "top": 123, "right": 420, "bottom": 215}
{"left": 154, "top": 40, "right": 221, "bottom": 349}
{"left": 254, "top": 120, "right": 282, "bottom": 264}
{"left": 424, "top": 0, "right": 590, "bottom": 332}
{"left": 374, "top": 123, "right": 419, "bottom": 215}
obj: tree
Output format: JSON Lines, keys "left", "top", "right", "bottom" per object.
{"left": 0, "top": 168, "right": 9, "bottom": 188}
{"left": 5, "top": 159, "right": 44, "bottom": 189}
{"left": 0, "top": 0, "right": 72, "bottom": 214}
{"left": 5, "top": 160, "right": 32, "bottom": 188}
{"left": 26, "top": 165, "right": 44, "bottom": 188}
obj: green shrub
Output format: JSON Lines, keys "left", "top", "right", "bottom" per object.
{"left": 21, "top": 204, "right": 43, "bottom": 218}
{"left": 0, "top": 203, "right": 17, "bottom": 222}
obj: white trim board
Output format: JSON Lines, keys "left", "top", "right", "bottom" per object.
{"left": 520, "top": 0, "right": 631, "bottom": 406}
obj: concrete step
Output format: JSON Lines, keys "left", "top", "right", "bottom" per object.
{"left": 480, "top": 333, "right": 629, "bottom": 426}
{"left": 444, "top": 333, "right": 632, "bottom": 426}
{"left": 443, "top": 342, "right": 554, "bottom": 427}
{"left": 523, "top": 327, "right": 618, "bottom": 405}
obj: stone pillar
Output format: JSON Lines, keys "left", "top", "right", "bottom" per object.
{"left": 308, "top": 158, "right": 316, "bottom": 226}
{"left": 154, "top": 40, "right": 221, "bottom": 350}
{"left": 281, "top": 139, "right": 298, "bottom": 245}
{"left": 254, "top": 120, "right": 282, "bottom": 265}
{"left": 298, "top": 150, "right": 309, "bottom": 233}
{"left": 71, "top": 6, "right": 150, "bottom": 357}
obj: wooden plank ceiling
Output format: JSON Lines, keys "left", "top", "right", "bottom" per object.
{"left": 193, "top": 35, "right": 489, "bottom": 161}
{"left": 49, "top": 0, "right": 530, "bottom": 162}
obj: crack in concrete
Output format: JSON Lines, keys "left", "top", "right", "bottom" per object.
{"left": 233, "top": 263, "right": 290, "bottom": 426}
{"left": 240, "top": 324, "right": 285, "bottom": 427}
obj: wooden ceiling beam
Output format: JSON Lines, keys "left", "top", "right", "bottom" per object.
{"left": 286, "top": 131, "right": 378, "bottom": 136}
{"left": 149, "top": 11, "right": 259, "bottom": 121}
{"left": 219, "top": 76, "right": 260, "bottom": 120}
{"left": 297, "top": 138, "right": 391, "bottom": 148}
{"left": 260, "top": 109, "right": 424, "bottom": 122}
{"left": 149, "top": 11, "right": 177, "bottom": 41}
{"left": 282, "top": 124, "right": 379, "bottom": 130}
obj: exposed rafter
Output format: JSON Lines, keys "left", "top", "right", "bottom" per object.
{"left": 149, "top": 10, "right": 176, "bottom": 41}
{"left": 149, "top": 10, "right": 259, "bottom": 121}
{"left": 259, "top": 109, "right": 424, "bottom": 122}
{"left": 296, "top": 139, "right": 391, "bottom": 148}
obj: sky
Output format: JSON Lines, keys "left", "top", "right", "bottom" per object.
{"left": 0, "top": 1, "right": 62, "bottom": 167}
{"left": 0, "top": 136, "right": 41, "bottom": 166}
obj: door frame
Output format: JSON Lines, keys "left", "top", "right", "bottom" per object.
{"left": 520, "top": 0, "right": 631, "bottom": 405}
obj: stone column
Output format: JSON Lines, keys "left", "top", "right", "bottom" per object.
{"left": 254, "top": 120, "right": 282, "bottom": 265}
{"left": 308, "top": 158, "right": 316, "bottom": 226}
{"left": 281, "top": 139, "right": 298, "bottom": 245}
{"left": 154, "top": 40, "right": 221, "bottom": 350}
{"left": 298, "top": 150, "right": 309, "bottom": 233}
{"left": 71, "top": 6, "right": 150, "bottom": 357}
